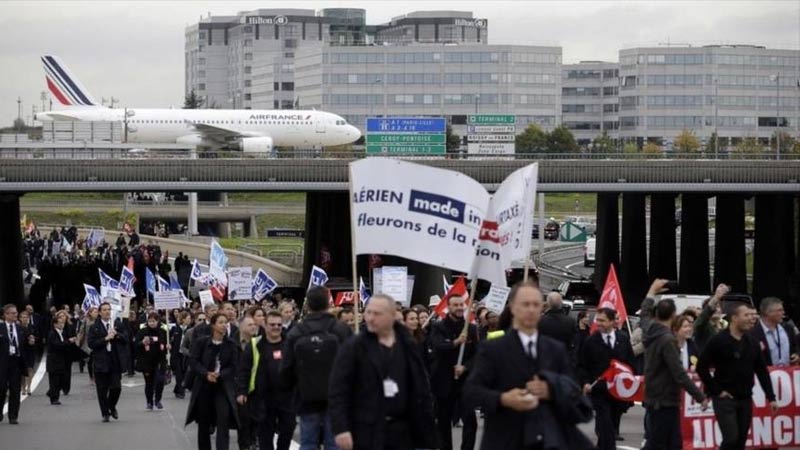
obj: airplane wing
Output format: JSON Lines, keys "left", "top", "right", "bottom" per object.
{"left": 187, "top": 121, "right": 267, "bottom": 145}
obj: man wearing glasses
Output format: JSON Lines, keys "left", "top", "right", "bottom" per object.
{"left": 237, "top": 311, "right": 296, "bottom": 450}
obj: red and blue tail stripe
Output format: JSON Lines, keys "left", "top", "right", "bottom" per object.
{"left": 42, "top": 55, "right": 98, "bottom": 106}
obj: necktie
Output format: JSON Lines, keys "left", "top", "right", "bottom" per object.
{"left": 606, "top": 334, "right": 613, "bottom": 349}
{"left": 527, "top": 340, "right": 536, "bottom": 359}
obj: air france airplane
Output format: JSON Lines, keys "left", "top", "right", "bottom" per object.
{"left": 34, "top": 55, "right": 361, "bottom": 152}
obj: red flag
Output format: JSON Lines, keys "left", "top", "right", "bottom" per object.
{"left": 126, "top": 256, "right": 137, "bottom": 282}
{"left": 599, "top": 358, "right": 644, "bottom": 402}
{"left": 434, "top": 276, "right": 468, "bottom": 319}
{"left": 590, "top": 264, "right": 628, "bottom": 333}
{"left": 334, "top": 291, "right": 355, "bottom": 306}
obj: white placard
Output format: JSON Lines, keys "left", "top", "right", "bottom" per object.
{"left": 373, "top": 268, "right": 415, "bottom": 306}
{"left": 467, "top": 143, "right": 515, "bottom": 155}
{"left": 483, "top": 285, "right": 511, "bottom": 315}
{"left": 100, "top": 286, "right": 120, "bottom": 303}
{"left": 199, "top": 290, "right": 214, "bottom": 309}
{"left": 154, "top": 290, "right": 183, "bottom": 310}
{"left": 227, "top": 267, "right": 253, "bottom": 301}
{"left": 120, "top": 296, "right": 132, "bottom": 319}
{"left": 380, "top": 266, "right": 408, "bottom": 307}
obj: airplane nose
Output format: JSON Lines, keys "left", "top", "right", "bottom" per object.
{"left": 349, "top": 125, "right": 362, "bottom": 141}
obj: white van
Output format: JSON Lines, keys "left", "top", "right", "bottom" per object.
{"left": 584, "top": 237, "right": 596, "bottom": 267}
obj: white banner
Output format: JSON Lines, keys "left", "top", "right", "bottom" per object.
{"left": 373, "top": 268, "right": 414, "bottom": 306}
{"left": 227, "top": 267, "right": 253, "bottom": 301}
{"left": 199, "top": 290, "right": 214, "bottom": 309}
{"left": 350, "top": 158, "right": 489, "bottom": 273}
{"left": 483, "top": 285, "right": 511, "bottom": 315}
{"left": 380, "top": 266, "right": 409, "bottom": 307}
{"left": 209, "top": 240, "right": 228, "bottom": 282}
{"left": 469, "top": 163, "right": 538, "bottom": 287}
{"left": 154, "top": 290, "right": 183, "bottom": 310}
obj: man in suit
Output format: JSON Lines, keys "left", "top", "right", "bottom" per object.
{"left": 47, "top": 313, "right": 74, "bottom": 405}
{"left": 0, "top": 304, "right": 28, "bottom": 424}
{"left": 170, "top": 311, "right": 191, "bottom": 399}
{"left": 88, "top": 302, "right": 129, "bottom": 422}
{"left": 751, "top": 297, "right": 798, "bottom": 367}
{"left": 538, "top": 293, "right": 577, "bottom": 357}
{"left": 464, "top": 281, "right": 593, "bottom": 450}
{"left": 429, "top": 293, "right": 480, "bottom": 450}
{"left": 579, "top": 307, "right": 635, "bottom": 450}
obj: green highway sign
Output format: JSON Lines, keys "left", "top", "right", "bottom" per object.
{"left": 366, "top": 134, "right": 446, "bottom": 144}
{"left": 366, "top": 144, "right": 446, "bottom": 154}
{"left": 468, "top": 114, "right": 516, "bottom": 125}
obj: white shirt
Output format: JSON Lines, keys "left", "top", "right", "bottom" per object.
{"left": 102, "top": 320, "right": 112, "bottom": 351}
{"left": 56, "top": 328, "right": 64, "bottom": 342}
{"left": 518, "top": 330, "right": 538, "bottom": 359}
{"left": 601, "top": 331, "right": 616, "bottom": 349}
{"left": 760, "top": 319, "right": 790, "bottom": 366}
{"left": 679, "top": 340, "right": 689, "bottom": 370}
{"left": 6, "top": 322, "right": 17, "bottom": 355}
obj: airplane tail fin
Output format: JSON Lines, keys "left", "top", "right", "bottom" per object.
{"left": 41, "top": 55, "right": 101, "bottom": 107}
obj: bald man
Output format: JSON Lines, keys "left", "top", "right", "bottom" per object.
{"left": 329, "top": 295, "right": 438, "bottom": 450}
{"left": 538, "top": 292, "right": 577, "bottom": 354}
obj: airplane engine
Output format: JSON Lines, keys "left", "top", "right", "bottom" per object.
{"left": 239, "top": 136, "right": 273, "bottom": 153}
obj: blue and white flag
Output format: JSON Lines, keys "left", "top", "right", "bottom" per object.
{"left": 443, "top": 275, "right": 452, "bottom": 296}
{"left": 190, "top": 259, "right": 203, "bottom": 281}
{"left": 119, "top": 266, "right": 135, "bottom": 296}
{"left": 209, "top": 240, "right": 228, "bottom": 281}
{"left": 98, "top": 269, "right": 119, "bottom": 290}
{"left": 252, "top": 268, "right": 278, "bottom": 301}
{"left": 82, "top": 283, "right": 102, "bottom": 312}
{"left": 157, "top": 274, "right": 170, "bottom": 292}
{"left": 146, "top": 268, "right": 156, "bottom": 295}
{"left": 359, "top": 277, "right": 371, "bottom": 306}
{"left": 307, "top": 265, "right": 329, "bottom": 292}
{"left": 61, "top": 235, "right": 73, "bottom": 254}
{"left": 169, "top": 273, "right": 182, "bottom": 291}
{"left": 86, "top": 229, "right": 105, "bottom": 249}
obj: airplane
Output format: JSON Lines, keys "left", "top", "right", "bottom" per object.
{"left": 34, "top": 55, "right": 361, "bottom": 152}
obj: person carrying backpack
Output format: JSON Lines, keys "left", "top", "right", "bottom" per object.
{"left": 281, "top": 286, "right": 352, "bottom": 450}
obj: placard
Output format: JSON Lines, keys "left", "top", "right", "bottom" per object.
{"left": 199, "top": 290, "right": 214, "bottom": 308}
{"left": 227, "top": 267, "right": 253, "bottom": 301}
{"left": 154, "top": 290, "right": 183, "bottom": 310}
{"left": 483, "top": 285, "right": 511, "bottom": 315}
{"left": 379, "top": 266, "right": 408, "bottom": 307}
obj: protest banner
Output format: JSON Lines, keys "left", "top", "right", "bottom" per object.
{"left": 372, "top": 268, "right": 414, "bottom": 306}
{"left": 380, "top": 266, "right": 408, "bottom": 307}
{"left": 252, "top": 269, "right": 278, "bottom": 301}
{"left": 199, "top": 290, "right": 214, "bottom": 309}
{"left": 483, "top": 285, "right": 511, "bottom": 315}
{"left": 681, "top": 366, "right": 800, "bottom": 449}
{"left": 308, "top": 265, "right": 329, "bottom": 291}
{"left": 154, "top": 290, "right": 183, "bottom": 311}
{"left": 227, "top": 267, "right": 253, "bottom": 301}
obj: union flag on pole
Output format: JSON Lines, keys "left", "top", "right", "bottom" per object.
{"left": 599, "top": 358, "right": 644, "bottom": 402}
{"left": 591, "top": 264, "right": 628, "bottom": 332}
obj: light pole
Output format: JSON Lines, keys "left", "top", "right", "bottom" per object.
{"left": 475, "top": 94, "right": 480, "bottom": 115}
{"left": 713, "top": 76, "right": 719, "bottom": 158}
{"left": 771, "top": 74, "right": 781, "bottom": 159}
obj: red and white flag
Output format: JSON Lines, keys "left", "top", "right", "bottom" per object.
{"left": 591, "top": 264, "right": 628, "bottom": 333}
{"left": 434, "top": 276, "right": 468, "bottom": 319}
{"left": 599, "top": 358, "right": 644, "bottom": 402}
{"left": 334, "top": 291, "right": 355, "bottom": 306}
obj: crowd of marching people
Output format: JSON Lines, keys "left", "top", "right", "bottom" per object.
{"left": 3, "top": 228, "right": 800, "bottom": 450}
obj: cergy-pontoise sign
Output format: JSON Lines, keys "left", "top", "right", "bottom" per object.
{"left": 243, "top": 15, "right": 289, "bottom": 25}
{"left": 453, "top": 18, "right": 487, "bottom": 28}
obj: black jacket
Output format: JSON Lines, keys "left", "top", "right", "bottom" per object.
{"left": 185, "top": 335, "right": 240, "bottom": 428}
{"left": 237, "top": 336, "right": 294, "bottom": 418}
{"left": 578, "top": 330, "right": 635, "bottom": 396}
{"left": 328, "top": 323, "right": 439, "bottom": 450}
{"left": 539, "top": 309, "right": 577, "bottom": 350}
{"left": 642, "top": 322, "right": 705, "bottom": 408}
{"left": 87, "top": 318, "right": 130, "bottom": 374}
{"left": 280, "top": 311, "right": 352, "bottom": 414}
{"left": 170, "top": 325, "right": 188, "bottom": 367}
{"left": 135, "top": 325, "right": 168, "bottom": 373}
{"left": 0, "top": 322, "right": 30, "bottom": 371}
{"left": 428, "top": 314, "right": 479, "bottom": 399}
{"left": 750, "top": 320, "right": 798, "bottom": 366}
{"left": 463, "top": 330, "right": 593, "bottom": 450}
{"left": 46, "top": 328, "right": 71, "bottom": 374}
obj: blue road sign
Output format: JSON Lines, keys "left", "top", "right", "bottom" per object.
{"left": 366, "top": 117, "right": 446, "bottom": 133}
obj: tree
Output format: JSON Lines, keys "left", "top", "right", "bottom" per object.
{"left": 704, "top": 132, "right": 721, "bottom": 156}
{"left": 515, "top": 124, "right": 548, "bottom": 154}
{"left": 731, "top": 137, "right": 764, "bottom": 158}
{"left": 769, "top": 130, "right": 796, "bottom": 155}
{"left": 547, "top": 125, "right": 579, "bottom": 153}
{"left": 183, "top": 89, "right": 204, "bottom": 109}
{"left": 12, "top": 118, "right": 25, "bottom": 132}
{"left": 674, "top": 128, "right": 700, "bottom": 153}
{"left": 623, "top": 142, "right": 639, "bottom": 154}
{"left": 445, "top": 124, "right": 461, "bottom": 152}
{"left": 591, "top": 131, "right": 615, "bottom": 154}
{"left": 643, "top": 142, "right": 662, "bottom": 154}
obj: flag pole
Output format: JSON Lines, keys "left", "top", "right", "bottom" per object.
{"left": 523, "top": 258, "right": 531, "bottom": 282}
{"left": 347, "top": 163, "right": 360, "bottom": 333}
{"left": 455, "top": 278, "right": 478, "bottom": 379}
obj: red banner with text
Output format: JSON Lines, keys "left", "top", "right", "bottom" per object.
{"left": 681, "top": 366, "right": 800, "bottom": 449}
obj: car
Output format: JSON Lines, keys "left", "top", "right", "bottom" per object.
{"left": 543, "top": 221, "right": 560, "bottom": 240}
{"left": 565, "top": 216, "right": 597, "bottom": 235}
{"left": 555, "top": 279, "right": 600, "bottom": 305}
{"left": 584, "top": 237, "right": 596, "bottom": 267}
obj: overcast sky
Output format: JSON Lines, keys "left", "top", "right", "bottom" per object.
{"left": 1, "top": 0, "right": 798, "bottom": 125}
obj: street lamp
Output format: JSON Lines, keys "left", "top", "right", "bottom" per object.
{"left": 475, "top": 94, "right": 480, "bottom": 115}
{"left": 713, "top": 76, "right": 719, "bottom": 158}
{"left": 770, "top": 74, "right": 781, "bottom": 159}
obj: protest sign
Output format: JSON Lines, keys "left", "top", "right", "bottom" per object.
{"left": 483, "top": 285, "right": 511, "bottom": 315}
{"left": 154, "top": 290, "right": 183, "bottom": 310}
{"left": 199, "top": 290, "right": 214, "bottom": 308}
{"left": 227, "top": 267, "right": 253, "bottom": 301}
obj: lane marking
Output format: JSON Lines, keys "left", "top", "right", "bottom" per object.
{"left": 3, "top": 352, "right": 47, "bottom": 416}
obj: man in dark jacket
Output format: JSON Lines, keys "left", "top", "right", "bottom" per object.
{"left": 281, "top": 286, "right": 351, "bottom": 450}
{"left": 237, "top": 311, "right": 296, "bottom": 450}
{"left": 538, "top": 293, "right": 576, "bottom": 354}
{"left": 88, "top": 302, "right": 129, "bottom": 422}
{"left": 578, "top": 307, "right": 635, "bottom": 450}
{"left": 464, "top": 281, "right": 593, "bottom": 450}
{"left": 750, "top": 297, "right": 798, "bottom": 367}
{"left": 170, "top": 311, "right": 191, "bottom": 399}
{"left": 643, "top": 298, "right": 707, "bottom": 450}
{"left": 329, "top": 294, "right": 438, "bottom": 450}
{"left": 428, "top": 293, "right": 479, "bottom": 450}
{"left": 1, "top": 304, "right": 29, "bottom": 424}
{"left": 47, "top": 313, "right": 74, "bottom": 405}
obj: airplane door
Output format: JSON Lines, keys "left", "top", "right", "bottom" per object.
{"left": 315, "top": 117, "right": 325, "bottom": 133}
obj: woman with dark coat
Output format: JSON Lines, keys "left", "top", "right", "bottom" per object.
{"left": 135, "top": 312, "right": 169, "bottom": 410}
{"left": 19, "top": 310, "right": 38, "bottom": 395}
{"left": 185, "top": 313, "right": 240, "bottom": 450}
{"left": 46, "top": 314, "right": 73, "bottom": 405}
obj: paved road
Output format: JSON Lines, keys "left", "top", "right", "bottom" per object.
{"left": 1, "top": 358, "right": 650, "bottom": 450}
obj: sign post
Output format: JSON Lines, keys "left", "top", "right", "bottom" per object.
{"left": 365, "top": 117, "right": 446, "bottom": 155}
{"left": 467, "top": 115, "right": 516, "bottom": 155}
